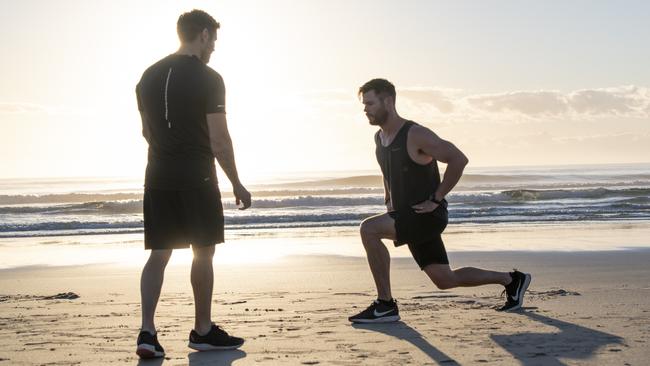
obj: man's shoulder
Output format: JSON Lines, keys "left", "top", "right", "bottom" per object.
{"left": 139, "top": 55, "right": 173, "bottom": 82}
{"left": 148, "top": 55, "right": 174, "bottom": 71}
{"left": 204, "top": 66, "right": 224, "bottom": 85}
{"left": 406, "top": 121, "right": 437, "bottom": 144}
{"left": 407, "top": 121, "right": 433, "bottom": 135}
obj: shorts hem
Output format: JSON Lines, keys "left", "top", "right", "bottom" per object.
{"left": 416, "top": 259, "right": 450, "bottom": 270}
{"left": 144, "top": 239, "right": 225, "bottom": 250}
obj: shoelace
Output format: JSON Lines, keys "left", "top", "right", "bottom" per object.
{"left": 500, "top": 289, "right": 518, "bottom": 304}
{"left": 502, "top": 269, "right": 520, "bottom": 297}
{"left": 212, "top": 325, "right": 231, "bottom": 338}
{"left": 362, "top": 301, "right": 378, "bottom": 311}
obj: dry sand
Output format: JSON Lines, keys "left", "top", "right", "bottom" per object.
{"left": 1, "top": 250, "right": 649, "bottom": 365}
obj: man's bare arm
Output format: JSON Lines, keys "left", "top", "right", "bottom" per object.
{"left": 206, "top": 113, "right": 251, "bottom": 209}
{"left": 411, "top": 126, "right": 468, "bottom": 202}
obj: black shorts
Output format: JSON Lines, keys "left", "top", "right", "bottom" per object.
{"left": 389, "top": 201, "right": 449, "bottom": 268}
{"left": 143, "top": 184, "right": 225, "bottom": 250}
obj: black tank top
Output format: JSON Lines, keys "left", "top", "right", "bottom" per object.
{"left": 375, "top": 121, "right": 441, "bottom": 212}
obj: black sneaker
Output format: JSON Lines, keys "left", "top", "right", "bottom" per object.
{"left": 498, "top": 270, "right": 532, "bottom": 312}
{"left": 188, "top": 324, "right": 244, "bottom": 351}
{"left": 136, "top": 330, "right": 165, "bottom": 359}
{"left": 349, "top": 299, "right": 400, "bottom": 323}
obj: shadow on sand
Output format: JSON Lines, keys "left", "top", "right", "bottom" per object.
{"left": 491, "top": 310, "right": 624, "bottom": 366}
{"left": 136, "top": 349, "right": 246, "bottom": 366}
{"left": 137, "top": 358, "right": 164, "bottom": 366}
{"left": 352, "top": 321, "right": 460, "bottom": 365}
{"left": 187, "top": 350, "right": 247, "bottom": 366}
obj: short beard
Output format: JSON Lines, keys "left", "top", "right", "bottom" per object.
{"left": 200, "top": 50, "right": 211, "bottom": 64}
{"left": 369, "top": 106, "right": 388, "bottom": 126}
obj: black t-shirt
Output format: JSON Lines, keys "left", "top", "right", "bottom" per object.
{"left": 136, "top": 54, "right": 226, "bottom": 190}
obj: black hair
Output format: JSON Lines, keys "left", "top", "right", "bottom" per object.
{"left": 358, "top": 78, "right": 396, "bottom": 102}
{"left": 177, "top": 9, "right": 220, "bottom": 42}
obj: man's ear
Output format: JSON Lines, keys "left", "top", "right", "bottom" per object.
{"left": 201, "top": 28, "right": 210, "bottom": 42}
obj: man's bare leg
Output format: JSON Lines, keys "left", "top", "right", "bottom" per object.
{"left": 191, "top": 245, "right": 216, "bottom": 335}
{"left": 424, "top": 263, "right": 532, "bottom": 312}
{"left": 359, "top": 213, "right": 397, "bottom": 301}
{"left": 349, "top": 213, "right": 401, "bottom": 323}
{"left": 423, "top": 264, "right": 511, "bottom": 290}
{"left": 140, "top": 249, "right": 173, "bottom": 333}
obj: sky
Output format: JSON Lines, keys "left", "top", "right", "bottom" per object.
{"left": 1, "top": 0, "right": 649, "bottom": 181}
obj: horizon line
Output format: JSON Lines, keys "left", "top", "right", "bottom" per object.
{"left": 0, "top": 161, "right": 649, "bottom": 181}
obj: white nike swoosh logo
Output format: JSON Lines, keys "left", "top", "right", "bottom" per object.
{"left": 373, "top": 309, "right": 394, "bottom": 317}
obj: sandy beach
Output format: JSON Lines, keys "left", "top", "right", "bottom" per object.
{"left": 2, "top": 0, "right": 649, "bottom": 363}
{"left": 1, "top": 247, "right": 649, "bottom": 365}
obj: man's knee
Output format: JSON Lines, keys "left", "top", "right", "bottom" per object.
{"left": 360, "top": 217, "right": 386, "bottom": 239}
{"left": 192, "top": 244, "right": 215, "bottom": 259}
{"left": 424, "top": 265, "right": 457, "bottom": 290}
{"left": 359, "top": 219, "right": 375, "bottom": 239}
{"left": 433, "top": 279, "right": 455, "bottom": 290}
{"left": 149, "top": 249, "right": 173, "bottom": 263}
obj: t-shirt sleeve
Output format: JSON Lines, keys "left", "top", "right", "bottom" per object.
{"left": 135, "top": 82, "right": 143, "bottom": 111}
{"left": 206, "top": 71, "right": 226, "bottom": 114}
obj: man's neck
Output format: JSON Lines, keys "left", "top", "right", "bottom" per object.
{"left": 380, "top": 115, "right": 406, "bottom": 136}
{"left": 176, "top": 45, "right": 201, "bottom": 59}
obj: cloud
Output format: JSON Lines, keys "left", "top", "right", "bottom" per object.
{"left": 466, "top": 86, "right": 650, "bottom": 119}
{"left": 551, "top": 132, "right": 650, "bottom": 144}
{"left": 300, "top": 89, "right": 354, "bottom": 100}
{"left": 398, "top": 88, "right": 456, "bottom": 114}
{"left": 567, "top": 86, "right": 647, "bottom": 116}
{"left": 296, "top": 89, "right": 359, "bottom": 109}
{"left": 466, "top": 91, "right": 568, "bottom": 116}
{"left": 0, "top": 102, "right": 91, "bottom": 118}
{"left": 0, "top": 103, "right": 51, "bottom": 114}
{"left": 378, "top": 85, "right": 650, "bottom": 122}
{"left": 261, "top": 85, "right": 650, "bottom": 127}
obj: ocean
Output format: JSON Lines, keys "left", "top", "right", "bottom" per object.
{"left": 1, "top": 164, "right": 649, "bottom": 239}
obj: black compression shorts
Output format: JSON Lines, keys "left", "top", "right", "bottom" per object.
{"left": 143, "top": 184, "right": 224, "bottom": 250}
{"left": 389, "top": 201, "right": 449, "bottom": 268}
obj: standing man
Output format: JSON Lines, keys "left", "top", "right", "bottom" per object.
{"left": 349, "top": 79, "right": 531, "bottom": 323}
{"left": 135, "top": 10, "right": 251, "bottom": 358}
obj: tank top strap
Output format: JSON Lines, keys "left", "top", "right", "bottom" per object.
{"left": 375, "top": 120, "right": 415, "bottom": 148}
{"left": 393, "top": 120, "right": 415, "bottom": 146}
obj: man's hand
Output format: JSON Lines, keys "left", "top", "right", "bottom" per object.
{"left": 412, "top": 200, "right": 439, "bottom": 214}
{"left": 233, "top": 183, "right": 252, "bottom": 210}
